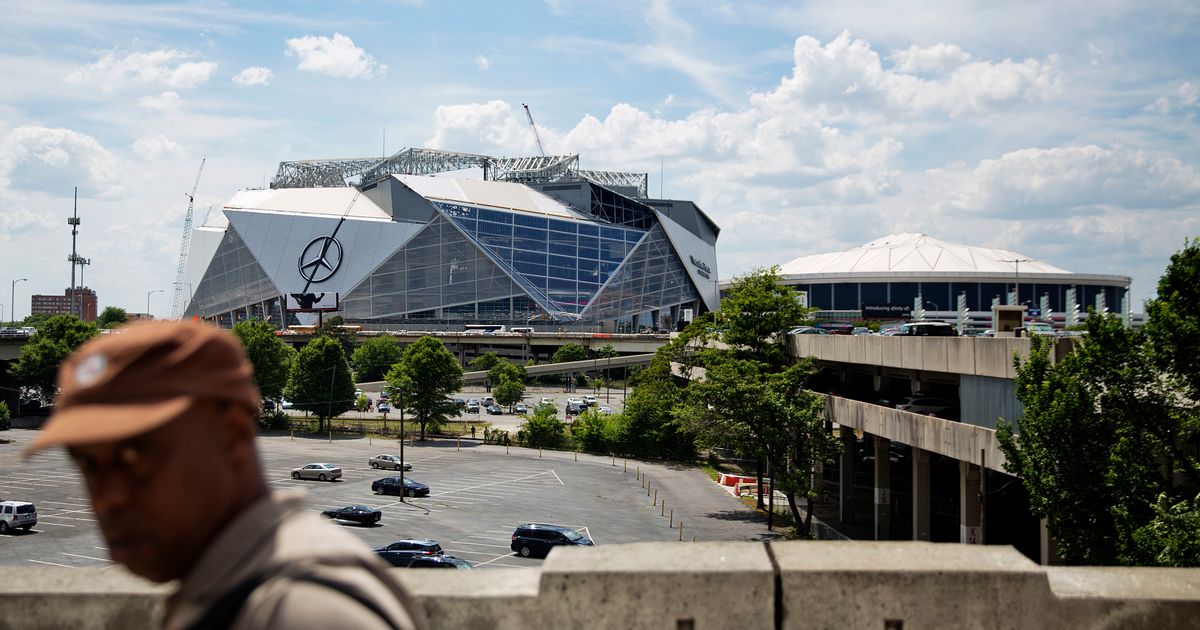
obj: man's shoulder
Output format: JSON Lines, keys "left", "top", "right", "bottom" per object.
{"left": 241, "top": 566, "right": 419, "bottom": 629}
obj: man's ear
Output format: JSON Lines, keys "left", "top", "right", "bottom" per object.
{"left": 219, "top": 404, "right": 257, "bottom": 453}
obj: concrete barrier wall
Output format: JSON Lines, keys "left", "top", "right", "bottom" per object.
{"left": 4, "top": 542, "right": 1198, "bottom": 629}
{"left": 790, "top": 336, "right": 1040, "bottom": 379}
{"left": 824, "top": 395, "right": 1009, "bottom": 472}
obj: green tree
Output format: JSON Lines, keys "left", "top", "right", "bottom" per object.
{"left": 671, "top": 268, "right": 832, "bottom": 536}
{"left": 493, "top": 379, "right": 525, "bottom": 411}
{"left": 468, "top": 352, "right": 503, "bottom": 372}
{"left": 231, "top": 319, "right": 295, "bottom": 403}
{"left": 0, "top": 400, "right": 10, "bottom": 431}
{"left": 1145, "top": 237, "right": 1200, "bottom": 402}
{"left": 97, "top": 306, "right": 128, "bottom": 329}
{"left": 619, "top": 347, "right": 694, "bottom": 459}
{"left": 350, "top": 337, "right": 402, "bottom": 383}
{"left": 284, "top": 336, "right": 355, "bottom": 433}
{"left": 9, "top": 314, "right": 98, "bottom": 402}
{"left": 572, "top": 408, "right": 613, "bottom": 453}
{"left": 552, "top": 343, "right": 588, "bottom": 364}
{"left": 521, "top": 404, "right": 564, "bottom": 448}
{"left": 998, "top": 311, "right": 1198, "bottom": 565}
{"left": 314, "top": 315, "right": 356, "bottom": 357}
{"left": 387, "top": 336, "right": 463, "bottom": 440}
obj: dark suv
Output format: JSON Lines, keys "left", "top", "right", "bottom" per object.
{"left": 510, "top": 523, "right": 594, "bottom": 558}
{"left": 373, "top": 539, "right": 443, "bottom": 567}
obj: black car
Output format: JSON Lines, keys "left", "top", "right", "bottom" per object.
{"left": 896, "top": 321, "right": 957, "bottom": 336}
{"left": 371, "top": 476, "right": 430, "bottom": 497}
{"left": 406, "top": 555, "right": 473, "bottom": 569}
{"left": 486, "top": 404, "right": 503, "bottom": 415}
{"left": 510, "top": 523, "right": 594, "bottom": 558}
{"left": 373, "top": 539, "right": 443, "bottom": 567}
{"left": 321, "top": 505, "right": 381, "bottom": 526}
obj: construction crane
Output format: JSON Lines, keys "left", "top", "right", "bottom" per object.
{"left": 522, "top": 103, "right": 547, "bottom": 157}
{"left": 171, "top": 158, "right": 205, "bottom": 319}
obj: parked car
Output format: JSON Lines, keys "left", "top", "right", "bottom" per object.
{"left": 511, "top": 523, "right": 594, "bottom": 558}
{"left": 583, "top": 395, "right": 596, "bottom": 406}
{"left": 453, "top": 398, "right": 466, "bottom": 408}
{"left": 291, "top": 463, "right": 342, "bottom": 481}
{"left": 378, "top": 402, "right": 392, "bottom": 413}
{"left": 1026, "top": 321, "right": 1056, "bottom": 336}
{"left": 373, "top": 539, "right": 443, "bottom": 567}
{"left": 371, "top": 476, "right": 430, "bottom": 497}
{"left": 513, "top": 403, "right": 528, "bottom": 414}
{"left": 896, "top": 321, "right": 957, "bottom": 336}
{"left": 0, "top": 501, "right": 37, "bottom": 533}
{"left": 895, "top": 397, "right": 958, "bottom": 417}
{"left": 566, "top": 398, "right": 584, "bottom": 408}
{"left": 482, "top": 396, "right": 495, "bottom": 406}
{"left": 368, "top": 454, "right": 412, "bottom": 471}
{"left": 321, "top": 505, "right": 381, "bottom": 526}
{"left": 789, "top": 326, "right": 830, "bottom": 335}
{"left": 539, "top": 397, "right": 553, "bottom": 405}
{"left": 597, "top": 406, "right": 615, "bottom": 415}
{"left": 565, "top": 402, "right": 583, "bottom": 416}
{"left": 852, "top": 327, "right": 872, "bottom": 335}
{"left": 280, "top": 399, "right": 295, "bottom": 410}
{"left": 406, "top": 555, "right": 473, "bottom": 569}
{"left": 466, "top": 400, "right": 480, "bottom": 413}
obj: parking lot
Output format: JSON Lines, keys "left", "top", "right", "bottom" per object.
{"left": 0, "top": 429, "right": 775, "bottom": 570}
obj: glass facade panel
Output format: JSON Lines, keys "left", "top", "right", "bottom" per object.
{"left": 586, "top": 225, "right": 699, "bottom": 322}
{"left": 185, "top": 229, "right": 280, "bottom": 319}
{"left": 833, "top": 283, "right": 857, "bottom": 310}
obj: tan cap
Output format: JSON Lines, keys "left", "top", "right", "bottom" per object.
{"left": 25, "top": 320, "right": 261, "bottom": 455}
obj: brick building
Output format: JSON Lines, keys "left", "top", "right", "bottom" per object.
{"left": 31, "top": 287, "right": 98, "bottom": 322}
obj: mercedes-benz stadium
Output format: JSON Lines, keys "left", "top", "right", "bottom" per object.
{"left": 180, "top": 149, "right": 720, "bottom": 331}
{"left": 774, "top": 233, "right": 1132, "bottom": 326}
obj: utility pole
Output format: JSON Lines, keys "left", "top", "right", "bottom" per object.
{"left": 1001, "top": 258, "right": 1031, "bottom": 305}
{"left": 68, "top": 187, "right": 80, "bottom": 318}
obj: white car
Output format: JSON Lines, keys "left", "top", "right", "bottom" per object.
{"left": 598, "top": 406, "right": 615, "bottom": 415}
{"left": 584, "top": 395, "right": 596, "bottom": 406}
{"left": 567, "top": 398, "right": 584, "bottom": 408}
{"left": 368, "top": 454, "right": 412, "bottom": 471}
{"left": 0, "top": 501, "right": 37, "bottom": 533}
{"left": 896, "top": 397, "right": 957, "bottom": 418}
{"left": 291, "top": 463, "right": 342, "bottom": 481}
{"left": 539, "top": 397, "right": 553, "bottom": 405}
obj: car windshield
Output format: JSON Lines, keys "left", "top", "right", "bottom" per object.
{"left": 561, "top": 529, "right": 583, "bottom": 541}
{"left": 403, "top": 477, "right": 416, "bottom": 484}
{"left": 352, "top": 505, "right": 371, "bottom": 511}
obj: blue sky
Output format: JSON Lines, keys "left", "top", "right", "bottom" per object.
{"left": 1, "top": 0, "right": 1198, "bottom": 318}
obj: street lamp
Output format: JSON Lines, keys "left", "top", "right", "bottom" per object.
{"left": 1001, "top": 258, "right": 1032, "bottom": 305}
{"left": 11, "top": 278, "right": 27, "bottom": 324}
{"left": 175, "top": 281, "right": 193, "bottom": 318}
{"left": 147, "top": 289, "right": 163, "bottom": 319}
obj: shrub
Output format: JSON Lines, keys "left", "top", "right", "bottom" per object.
{"left": 0, "top": 401, "right": 10, "bottom": 431}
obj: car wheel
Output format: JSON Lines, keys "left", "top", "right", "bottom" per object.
{"left": 0, "top": 522, "right": 9, "bottom": 534}
{"left": 21, "top": 525, "right": 32, "bottom": 531}
{"left": 292, "top": 471, "right": 300, "bottom": 479}
{"left": 519, "top": 545, "right": 532, "bottom": 558}
{"left": 403, "top": 488, "right": 411, "bottom": 497}
{"left": 371, "top": 462, "right": 378, "bottom": 469}
{"left": 318, "top": 473, "right": 327, "bottom": 481}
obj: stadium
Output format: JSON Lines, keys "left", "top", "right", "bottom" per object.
{"left": 774, "top": 233, "right": 1132, "bottom": 327}
{"left": 180, "top": 149, "right": 720, "bottom": 331}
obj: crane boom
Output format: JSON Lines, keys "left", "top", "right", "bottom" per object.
{"left": 522, "top": 103, "right": 546, "bottom": 157}
{"left": 171, "top": 158, "right": 205, "bottom": 319}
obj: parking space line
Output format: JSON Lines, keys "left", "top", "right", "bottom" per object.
{"left": 32, "top": 521, "right": 74, "bottom": 528}
{"left": 434, "top": 470, "right": 558, "bottom": 496}
{"left": 29, "top": 559, "right": 75, "bottom": 568}
{"left": 62, "top": 552, "right": 111, "bottom": 563}
{"left": 471, "top": 554, "right": 521, "bottom": 568}
{"left": 448, "top": 541, "right": 512, "bottom": 549}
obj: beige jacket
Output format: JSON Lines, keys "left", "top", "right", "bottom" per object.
{"left": 163, "top": 490, "right": 423, "bottom": 629}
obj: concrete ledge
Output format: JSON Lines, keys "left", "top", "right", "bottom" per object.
{"left": 3, "top": 543, "right": 1198, "bottom": 629}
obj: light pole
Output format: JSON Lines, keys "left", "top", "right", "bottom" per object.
{"left": 175, "top": 281, "right": 193, "bottom": 318}
{"left": 1001, "top": 258, "right": 1031, "bottom": 305}
{"left": 1, "top": 303, "right": 5, "bottom": 323}
{"left": 147, "top": 289, "right": 163, "bottom": 319}
{"left": 11, "top": 278, "right": 27, "bottom": 324}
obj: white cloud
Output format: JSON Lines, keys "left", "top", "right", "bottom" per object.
{"left": 475, "top": 54, "right": 491, "bottom": 71}
{"left": 232, "top": 66, "right": 272, "bottom": 86}
{"left": 284, "top": 33, "right": 387, "bottom": 79}
{"left": 753, "top": 31, "right": 1061, "bottom": 119}
{"left": 940, "top": 144, "right": 1200, "bottom": 216}
{"left": 131, "top": 134, "right": 185, "bottom": 160}
{"left": 67, "top": 49, "right": 217, "bottom": 92}
{"left": 0, "top": 126, "right": 126, "bottom": 199}
{"left": 889, "top": 43, "right": 971, "bottom": 74}
{"left": 138, "top": 91, "right": 181, "bottom": 112}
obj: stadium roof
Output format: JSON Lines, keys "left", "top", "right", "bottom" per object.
{"left": 780, "top": 233, "right": 1073, "bottom": 276}
{"left": 395, "top": 174, "right": 593, "bottom": 221}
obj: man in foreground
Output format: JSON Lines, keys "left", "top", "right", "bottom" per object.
{"left": 26, "top": 320, "right": 422, "bottom": 629}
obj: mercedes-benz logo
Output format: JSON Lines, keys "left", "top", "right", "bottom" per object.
{"left": 298, "top": 236, "right": 343, "bottom": 283}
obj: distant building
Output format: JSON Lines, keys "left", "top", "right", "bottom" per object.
{"left": 31, "top": 288, "right": 98, "bottom": 322}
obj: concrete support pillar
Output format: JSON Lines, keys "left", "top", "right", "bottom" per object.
{"left": 1039, "top": 518, "right": 1061, "bottom": 565}
{"left": 873, "top": 436, "right": 891, "bottom": 540}
{"left": 959, "top": 461, "right": 982, "bottom": 544}
{"left": 839, "top": 429, "right": 856, "bottom": 523}
{"left": 912, "top": 447, "right": 931, "bottom": 541}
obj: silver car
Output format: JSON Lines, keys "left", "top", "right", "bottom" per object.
{"left": 368, "top": 454, "right": 412, "bottom": 471}
{"left": 291, "top": 463, "right": 342, "bottom": 481}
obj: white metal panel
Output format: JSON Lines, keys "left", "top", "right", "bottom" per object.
{"left": 224, "top": 210, "right": 424, "bottom": 296}
{"left": 225, "top": 188, "right": 390, "bottom": 220}
{"left": 653, "top": 209, "right": 720, "bottom": 311}
{"left": 779, "top": 233, "right": 1074, "bottom": 275}
{"left": 183, "top": 226, "right": 226, "bottom": 295}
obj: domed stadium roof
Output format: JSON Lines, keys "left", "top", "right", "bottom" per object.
{"left": 779, "top": 233, "right": 1073, "bottom": 276}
